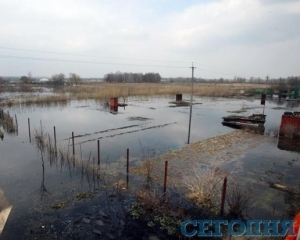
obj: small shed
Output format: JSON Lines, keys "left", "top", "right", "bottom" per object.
{"left": 39, "top": 78, "right": 50, "bottom": 83}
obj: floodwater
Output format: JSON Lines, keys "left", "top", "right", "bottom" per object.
{"left": 1, "top": 94, "right": 300, "bottom": 237}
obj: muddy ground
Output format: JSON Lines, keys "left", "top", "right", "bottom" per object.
{"left": 132, "top": 130, "right": 271, "bottom": 190}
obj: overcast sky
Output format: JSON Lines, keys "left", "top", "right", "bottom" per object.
{"left": 0, "top": 0, "right": 300, "bottom": 79}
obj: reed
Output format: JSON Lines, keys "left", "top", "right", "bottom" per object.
{"left": 1, "top": 82, "right": 264, "bottom": 107}
{"left": 66, "top": 82, "right": 253, "bottom": 99}
{"left": 0, "top": 110, "right": 18, "bottom": 134}
{"left": 183, "top": 166, "right": 227, "bottom": 212}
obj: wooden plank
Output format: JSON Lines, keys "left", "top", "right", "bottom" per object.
{"left": 0, "top": 189, "right": 12, "bottom": 237}
{"left": 269, "top": 182, "right": 293, "bottom": 193}
{"left": 0, "top": 206, "right": 12, "bottom": 237}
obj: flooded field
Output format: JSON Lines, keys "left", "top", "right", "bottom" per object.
{"left": 1, "top": 94, "right": 300, "bottom": 238}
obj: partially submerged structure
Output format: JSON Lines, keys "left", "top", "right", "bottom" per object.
{"left": 222, "top": 114, "right": 266, "bottom": 133}
{"left": 279, "top": 112, "right": 300, "bottom": 138}
{"left": 278, "top": 111, "right": 300, "bottom": 152}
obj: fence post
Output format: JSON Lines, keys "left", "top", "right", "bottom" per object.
{"left": 15, "top": 114, "right": 18, "bottom": 128}
{"left": 72, "top": 132, "right": 75, "bottom": 166}
{"left": 220, "top": 177, "right": 227, "bottom": 216}
{"left": 28, "top": 118, "right": 31, "bottom": 142}
{"left": 163, "top": 161, "right": 168, "bottom": 195}
{"left": 126, "top": 148, "right": 129, "bottom": 189}
{"left": 97, "top": 140, "right": 100, "bottom": 166}
{"left": 54, "top": 126, "right": 57, "bottom": 157}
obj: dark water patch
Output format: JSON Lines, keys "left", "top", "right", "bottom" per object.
{"left": 222, "top": 140, "right": 300, "bottom": 218}
{"left": 227, "top": 110, "right": 248, "bottom": 113}
{"left": 278, "top": 136, "right": 300, "bottom": 153}
{"left": 272, "top": 106, "right": 290, "bottom": 110}
{"left": 127, "top": 116, "right": 152, "bottom": 121}
{"left": 75, "top": 105, "right": 90, "bottom": 108}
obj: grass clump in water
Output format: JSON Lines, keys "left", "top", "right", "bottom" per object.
{"left": 128, "top": 116, "right": 152, "bottom": 121}
{"left": 50, "top": 201, "right": 68, "bottom": 209}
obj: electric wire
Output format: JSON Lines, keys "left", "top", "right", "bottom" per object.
{"left": 0, "top": 55, "right": 188, "bottom": 69}
{"left": 0, "top": 47, "right": 189, "bottom": 64}
{"left": 0, "top": 46, "right": 247, "bottom": 77}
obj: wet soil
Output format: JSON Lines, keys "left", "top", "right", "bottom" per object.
{"left": 132, "top": 130, "right": 271, "bottom": 190}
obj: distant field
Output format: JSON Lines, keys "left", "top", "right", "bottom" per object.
{"left": 56, "top": 82, "right": 267, "bottom": 97}
{"left": 0, "top": 82, "right": 268, "bottom": 106}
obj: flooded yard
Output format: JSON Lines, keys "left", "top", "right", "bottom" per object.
{"left": 1, "top": 94, "right": 300, "bottom": 238}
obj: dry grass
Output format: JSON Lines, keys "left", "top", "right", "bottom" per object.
{"left": 10, "top": 95, "right": 68, "bottom": 107}
{"left": 226, "top": 182, "right": 256, "bottom": 219}
{"left": 62, "top": 82, "right": 260, "bottom": 98}
{"left": 183, "top": 166, "right": 227, "bottom": 211}
{"left": 0, "top": 110, "right": 18, "bottom": 134}
{"left": 1, "top": 82, "right": 264, "bottom": 107}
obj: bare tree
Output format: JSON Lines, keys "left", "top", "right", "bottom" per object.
{"left": 69, "top": 73, "right": 82, "bottom": 86}
{"left": 288, "top": 76, "right": 300, "bottom": 89}
{"left": 104, "top": 72, "right": 161, "bottom": 83}
{"left": 28, "top": 72, "right": 32, "bottom": 82}
{"left": 20, "top": 76, "right": 31, "bottom": 84}
{"left": 51, "top": 73, "right": 65, "bottom": 86}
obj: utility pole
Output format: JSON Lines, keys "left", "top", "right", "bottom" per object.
{"left": 262, "top": 75, "right": 268, "bottom": 115}
{"left": 187, "top": 63, "right": 195, "bottom": 144}
{"left": 265, "top": 75, "right": 269, "bottom": 92}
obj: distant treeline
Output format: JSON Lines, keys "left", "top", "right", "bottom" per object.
{"left": 1, "top": 74, "right": 299, "bottom": 89}
{"left": 167, "top": 76, "right": 300, "bottom": 87}
{"left": 167, "top": 77, "right": 247, "bottom": 83}
{"left": 104, "top": 72, "right": 161, "bottom": 83}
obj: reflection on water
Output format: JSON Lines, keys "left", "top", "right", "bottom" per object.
{"left": 278, "top": 136, "right": 300, "bottom": 153}
{"left": 110, "top": 105, "right": 118, "bottom": 114}
{"left": 269, "top": 99, "right": 300, "bottom": 109}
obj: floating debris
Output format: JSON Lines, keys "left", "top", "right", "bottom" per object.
{"left": 50, "top": 201, "right": 68, "bottom": 209}
{"left": 169, "top": 101, "right": 190, "bottom": 107}
{"left": 272, "top": 107, "right": 290, "bottom": 110}
{"left": 168, "top": 101, "right": 202, "bottom": 107}
{"left": 227, "top": 110, "right": 248, "bottom": 113}
{"left": 128, "top": 117, "right": 152, "bottom": 121}
{"left": 75, "top": 192, "right": 94, "bottom": 201}
{"left": 75, "top": 105, "right": 90, "bottom": 108}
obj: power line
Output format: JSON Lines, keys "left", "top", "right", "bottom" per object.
{"left": 0, "top": 54, "right": 189, "bottom": 69}
{"left": 0, "top": 46, "right": 250, "bottom": 77}
{"left": 0, "top": 46, "right": 189, "bottom": 64}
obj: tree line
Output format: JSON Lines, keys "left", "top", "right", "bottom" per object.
{"left": 50, "top": 73, "right": 82, "bottom": 86}
{"left": 104, "top": 72, "right": 161, "bottom": 83}
{"left": 167, "top": 76, "right": 300, "bottom": 88}
{"left": 1, "top": 73, "right": 299, "bottom": 89}
{"left": 14, "top": 73, "right": 82, "bottom": 86}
